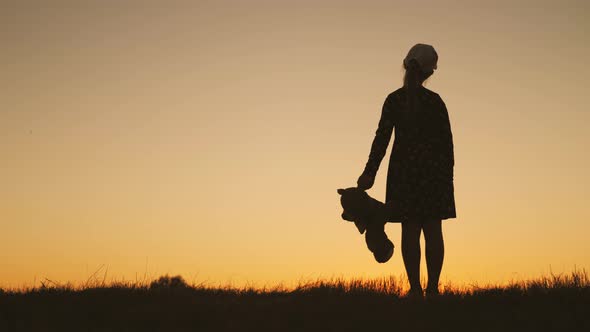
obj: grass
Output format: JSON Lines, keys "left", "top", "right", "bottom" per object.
{"left": 1, "top": 271, "right": 589, "bottom": 331}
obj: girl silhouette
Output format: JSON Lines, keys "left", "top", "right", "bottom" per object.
{"left": 357, "top": 43, "right": 456, "bottom": 297}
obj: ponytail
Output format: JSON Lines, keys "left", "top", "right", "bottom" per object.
{"left": 403, "top": 59, "right": 432, "bottom": 112}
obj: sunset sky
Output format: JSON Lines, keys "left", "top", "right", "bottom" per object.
{"left": 2, "top": 0, "right": 589, "bottom": 288}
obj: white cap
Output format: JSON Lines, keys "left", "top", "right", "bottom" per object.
{"left": 403, "top": 43, "right": 438, "bottom": 73}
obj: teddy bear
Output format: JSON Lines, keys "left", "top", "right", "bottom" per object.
{"left": 337, "top": 187, "right": 394, "bottom": 263}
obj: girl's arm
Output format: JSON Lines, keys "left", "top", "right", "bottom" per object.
{"left": 438, "top": 95, "right": 454, "bottom": 167}
{"left": 360, "top": 94, "right": 396, "bottom": 184}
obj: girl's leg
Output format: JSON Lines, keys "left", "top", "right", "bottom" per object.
{"left": 401, "top": 221, "right": 422, "bottom": 292}
{"left": 423, "top": 219, "right": 444, "bottom": 294}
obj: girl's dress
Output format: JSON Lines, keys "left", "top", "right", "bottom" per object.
{"left": 362, "top": 86, "right": 456, "bottom": 223}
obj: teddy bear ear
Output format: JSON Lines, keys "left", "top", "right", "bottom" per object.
{"left": 337, "top": 188, "right": 345, "bottom": 195}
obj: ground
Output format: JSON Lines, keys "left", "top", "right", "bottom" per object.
{"left": 1, "top": 273, "right": 588, "bottom": 331}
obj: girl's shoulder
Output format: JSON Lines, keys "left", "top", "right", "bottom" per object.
{"left": 389, "top": 86, "right": 440, "bottom": 97}
{"left": 421, "top": 87, "right": 447, "bottom": 110}
{"left": 422, "top": 87, "right": 442, "bottom": 100}
{"left": 388, "top": 87, "right": 442, "bottom": 106}
{"left": 387, "top": 87, "right": 406, "bottom": 104}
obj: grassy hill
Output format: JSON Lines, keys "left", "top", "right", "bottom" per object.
{"left": 1, "top": 271, "right": 588, "bottom": 331}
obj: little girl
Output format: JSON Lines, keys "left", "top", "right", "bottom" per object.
{"left": 358, "top": 43, "right": 456, "bottom": 297}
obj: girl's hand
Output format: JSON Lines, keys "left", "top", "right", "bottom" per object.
{"left": 357, "top": 172, "right": 375, "bottom": 190}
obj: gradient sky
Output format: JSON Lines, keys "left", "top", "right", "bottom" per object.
{"left": 2, "top": 0, "right": 589, "bottom": 288}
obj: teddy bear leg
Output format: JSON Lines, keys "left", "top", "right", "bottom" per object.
{"left": 365, "top": 222, "right": 394, "bottom": 263}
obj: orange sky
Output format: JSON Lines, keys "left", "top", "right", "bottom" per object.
{"left": 2, "top": 0, "right": 589, "bottom": 288}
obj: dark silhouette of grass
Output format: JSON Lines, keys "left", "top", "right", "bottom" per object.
{"left": 1, "top": 271, "right": 589, "bottom": 331}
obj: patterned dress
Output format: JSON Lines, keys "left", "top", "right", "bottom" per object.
{"left": 362, "top": 86, "right": 456, "bottom": 223}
